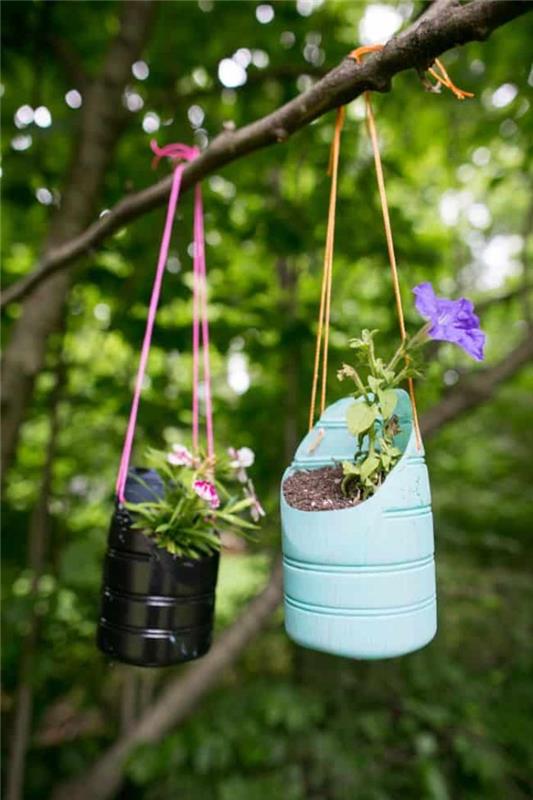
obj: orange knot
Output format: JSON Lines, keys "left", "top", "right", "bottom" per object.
{"left": 348, "top": 43, "right": 473, "bottom": 101}
{"left": 428, "top": 58, "right": 474, "bottom": 100}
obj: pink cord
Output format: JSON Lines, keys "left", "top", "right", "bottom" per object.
{"left": 115, "top": 140, "right": 214, "bottom": 503}
{"left": 194, "top": 183, "right": 214, "bottom": 459}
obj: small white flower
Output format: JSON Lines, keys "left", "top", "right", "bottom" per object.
{"left": 167, "top": 444, "right": 196, "bottom": 467}
{"left": 244, "top": 479, "right": 265, "bottom": 522}
{"left": 250, "top": 495, "right": 266, "bottom": 522}
{"left": 228, "top": 446, "right": 255, "bottom": 482}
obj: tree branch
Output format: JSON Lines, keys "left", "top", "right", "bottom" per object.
{"left": 421, "top": 329, "right": 533, "bottom": 436}
{"left": 474, "top": 283, "right": 533, "bottom": 315}
{"left": 2, "top": 0, "right": 530, "bottom": 309}
{"left": 51, "top": 331, "right": 533, "bottom": 800}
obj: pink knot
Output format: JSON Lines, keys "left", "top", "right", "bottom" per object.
{"left": 150, "top": 140, "right": 200, "bottom": 169}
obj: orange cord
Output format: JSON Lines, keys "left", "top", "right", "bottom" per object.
{"left": 363, "top": 86, "right": 422, "bottom": 450}
{"left": 308, "top": 106, "right": 345, "bottom": 431}
{"left": 348, "top": 45, "right": 474, "bottom": 100}
{"left": 308, "top": 44, "right": 472, "bottom": 438}
{"left": 429, "top": 58, "right": 474, "bottom": 100}
{"left": 348, "top": 44, "right": 472, "bottom": 448}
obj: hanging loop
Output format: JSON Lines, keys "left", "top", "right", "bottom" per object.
{"left": 308, "top": 106, "right": 345, "bottom": 431}
{"left": 150, "top": 141, "right": 200, "bottom": 166}
{"left": 428, "top": 58, "right": 474, "bottom": 100}
{"left": 307, "top": 45, "right": 472, "bottom": 442}
{"left": 347, "top": 42, "right": 472, "bottom": 451}
{"left": 115, "top": 142, "right": 213, "bottom": 503}
{"left": 348, "top": 44, "right": 474, "bottom": 101}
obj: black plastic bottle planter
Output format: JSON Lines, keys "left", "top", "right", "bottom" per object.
{"left": 97, "top": 468, "right": 219, "bottom": 667}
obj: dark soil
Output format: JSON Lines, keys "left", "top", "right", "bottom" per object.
{"left": 283, "top": 466, "right": 362, "bottom": 512}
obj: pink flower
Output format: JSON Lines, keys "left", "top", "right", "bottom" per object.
{"left": 228, "top": 446, "right": 255, "bottom": 483}
{"left": 168, "top": 444, "right": 196, "bottom": 468}
{"left": 193, "top": 480, "right": 220, "bottom": 509}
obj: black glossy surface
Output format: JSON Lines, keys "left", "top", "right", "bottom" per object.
{"left": 100, "top": 587, "right": 215, "bottom": 629}
{"left": 97, "top": 468, "right": 219, "bottom": 667}
{"left": 103, "top": 546, "right": 219, "bottom": 598}
{"left": 97, "top": 620, "right": 213, "bottom": 668}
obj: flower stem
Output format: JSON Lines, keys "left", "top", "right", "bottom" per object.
{"left": 386, "top": 342, "right": 407, "bottom": 372}
{"left": 391, "top": 365, "right": 410, "bottom": 387}
{"left": 368, "top": 336, "right": 378, "bottom": 376}
{"left": 351, "top": 366, "right": 368, "bottom": 398}
{"left": 406, "top": 322, "right": 431, "bottom": 351}
{"left": 368, "top": 423, "right": 376, "bottom": 457}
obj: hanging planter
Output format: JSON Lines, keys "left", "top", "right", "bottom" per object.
{"left": 97, "top": 143, "right": 264, "bottom": 668}
{"left": 281, "top": 390, "right": 436, "bottom": 660}
{"left": 97, "top": 469, "right": 219, "bottom": 667}
{"left": 281, "top": 50, "right": 483, "bottom": 660}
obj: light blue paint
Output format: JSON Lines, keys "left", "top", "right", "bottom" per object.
{"left": 280, "top": 389, "right": 437, "bottom": 660}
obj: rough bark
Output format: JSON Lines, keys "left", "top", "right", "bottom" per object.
{"left": 51, "top": 331, "right": 533, "bottom": 800}
{"left": 0, "top": 0, "right": 155, "bottom": 478}
{"left": 2, "top": 0, "right": 530, "bottom": 309}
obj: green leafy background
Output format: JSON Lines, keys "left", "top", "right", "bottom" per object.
{"left": 2, "top": 2, "right": 533, "bottom": 798}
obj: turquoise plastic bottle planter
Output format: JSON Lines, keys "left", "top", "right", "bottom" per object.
{"left": 280, "top": 389, "right": 436, "bottom": 660}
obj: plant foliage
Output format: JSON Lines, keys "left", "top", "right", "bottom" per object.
{"left": 125, "top": 446, "right": 263, "bottom": 558}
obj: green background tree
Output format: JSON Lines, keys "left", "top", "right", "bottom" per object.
{"left": 2, "top": 2, "right": 532, "bottom": 799}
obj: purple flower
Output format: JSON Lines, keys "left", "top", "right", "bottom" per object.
{"left": 413, "top": 282, "right": 485, "bottom": 361}
{"left": 193, "top": 480, "right": 220, "bottom": 510}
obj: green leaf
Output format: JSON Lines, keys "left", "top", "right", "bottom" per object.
{"left": 346, "top": 402, "right": 377, "bottom": 435}
{"left": 379, "top": 389, "right": 397, "bottom": 420}
{"left": 368, "top": 375, "right": 383, "bottom": 393}
{"left": 360, "top": 454, "right": 380, "bottom": 481}
{"left": 224, "top": 497, "right": 253, "bottom": 514}
{"left": 215, "top": 512, "right": 258, "bottom": 530}
{"left": 342, "top": 460, "right": 361, "bottom": 477}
